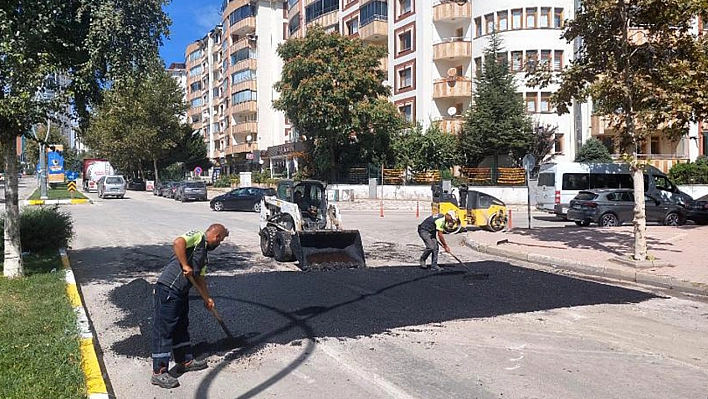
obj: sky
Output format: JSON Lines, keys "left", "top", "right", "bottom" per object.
{"left": 159, "top": 0, "right": 224, "bottom": 66}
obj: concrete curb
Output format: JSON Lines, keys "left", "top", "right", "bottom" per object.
{"left": 23, "top": 198, "right": 92, "bottom": 206}
{"left": 60, "top": 248, "right": 110, "bottom": 399}
{"left": 464, "top": 237, "right": 708, "bottom": 297}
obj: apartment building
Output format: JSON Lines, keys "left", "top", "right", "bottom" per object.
{"left": 184, "top": 0, "right": 287, "bottom": 175}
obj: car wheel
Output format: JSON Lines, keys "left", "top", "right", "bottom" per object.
{"left": 260, "top": 226, "right": 276, "bottom": 257}
{"left": 664, "top": 212, "right": 683, "bottom": 226}
{"left": 599, "top": 213, "right": 619, "bottom": 227}
{"left": 213, "top": 201, "right": 224, "bottom": 212}
{"left": 273, "top": 230, "right": 296, "bottom": 262}
{"left": 253, "top": 201, "right": 261, "bottom": 213}
{"left": 574, "top": 220, "right": 591, "bottom": 227}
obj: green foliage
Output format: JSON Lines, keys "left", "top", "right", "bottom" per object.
{"left": 0, "top": 253, "right": 85, "bottom": 398}
{"left": 0, "top": 206, "right": 74, "bottom": 256}
{"left": 274, "top": 26, "right": 405, "bottom": 181}
{"left": 391, "top": 124, "right": 459, "bottom": 172}
{"left": 668, "top": 161, "right": 708, "bottom": 185}
{"left": 529, "top": 124, "right": 557, "bottom": 167}
{"left": 460, "top": 32, "right": 533, "bottom": 167}
{"left": 213, "top": 175, "right": 239, "bottom": 188}
{"left": 575, "top": 138, "right": 613, "bottom": 163}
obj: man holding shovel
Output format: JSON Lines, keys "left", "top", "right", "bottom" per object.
{"left": 418, "top": 210, "right": 458, "bottom": 271}
{"left": 151, "top": 223, "right": 229, "bottom": 389}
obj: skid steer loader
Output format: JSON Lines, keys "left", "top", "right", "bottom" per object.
{"left": 258, "top": 180, "right": 366, "bottom": 270}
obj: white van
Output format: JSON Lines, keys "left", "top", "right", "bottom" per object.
{"left": 536, "top": 162, "right": 690, "bottom": 216}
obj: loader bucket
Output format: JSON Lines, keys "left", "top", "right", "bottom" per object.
{"left": 293, "top": 230, "right": 366, "bottom": 271}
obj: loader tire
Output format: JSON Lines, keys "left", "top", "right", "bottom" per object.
{"left": 273, "top": 230, "right": 296, "bottom": 262}
{"left": 260, "top": 226, "right": 276, "bottom": 257}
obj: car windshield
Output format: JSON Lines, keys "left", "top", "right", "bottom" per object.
{"left": 106, "top": 177, "right": 123, "bottom": 184}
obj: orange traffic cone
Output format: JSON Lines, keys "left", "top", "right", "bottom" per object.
{"left": 416, "top": 201, "right": 419, "bottom": 218}
{"left": 380, "top": 201, "right": 384, "bottom": 218}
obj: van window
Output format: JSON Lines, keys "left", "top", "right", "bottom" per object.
{"left": 652, "top": 175, "right": 675, "bottom": 192}
{"left": 562, "top": 173, "right": 589, "bottom": 190}
{"left": 538, "top": 173, "right": 554, "bottom": 187}
{"left": 589, "top": 174, "right": 633, "bottom": 189}
{"left": 106, "top": 177, "right": 123, "bottom": 184}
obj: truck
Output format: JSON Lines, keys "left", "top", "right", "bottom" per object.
{"left": 82, "top": 158, "right": 115, "bottom": 192}
{"left": 259, "top": 180, "right": 366, "bottom": 271}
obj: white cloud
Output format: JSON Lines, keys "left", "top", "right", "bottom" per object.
{"left": 193, "top": 5, "right": 222, "bottom": 30}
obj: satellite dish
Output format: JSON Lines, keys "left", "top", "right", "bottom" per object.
{"left": 447, "top": 67, "right": 458, "bottom": 77}
{"left": 447, "top": 107, "right": 457, "bottom": 117}
{"left": 246, "top": 135, "right": 252, "bottom": 142}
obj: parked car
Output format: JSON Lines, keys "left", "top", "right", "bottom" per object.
{"left": 97, "top": 175, "right": 126, "bottom": 199}
{"left": 210, "top": 186, "right": 276, "bottom": 212}
{"left": 126, "top": 178, "right": 146, "bottom": 191}
{"left": 152, "top": 181, "right": 165, "bottom": 196}
{"left": 160, "top": 181, "right": 179, "bottom": 198}
{"left": 566, "top": 189, "right": 686, "bottom": 227}
{"left": 686, "top": 193, "right": 708, "bottom": 225}
{"left": 174, "top": 180, "right": 208, "bottom": 202}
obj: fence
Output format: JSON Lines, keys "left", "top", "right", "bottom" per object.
{"left": 329, "top": 165, "right": 526, "bottom": 186}
{"left": 459, "top": 167, "right": 526, "bottom": 186}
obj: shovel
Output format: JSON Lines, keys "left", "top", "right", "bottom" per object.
{"left": 186, "top": 274, "right": 235, "bottom": 339}
{"left": 447, "top": 252, "right": 489, "bottom": 280}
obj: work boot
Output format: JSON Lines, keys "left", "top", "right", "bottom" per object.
{"left": 430, "top": 264, "right": 442, "bottom": 272}
{"left": 151, "top": 372, "right": 180, "bottom": 389}
{"left": 176, "top": 359, "right": 208, "bottom": 373}
{"left": 419, "top": 258, "right": 428, "bottom": 269}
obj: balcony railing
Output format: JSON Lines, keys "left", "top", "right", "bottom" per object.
{"left": 306, "top": 10, "right": 338, "bottom": 29}
{"left": 232, "top": 100, "right": 258, "bottom": 115}
{"left": 230, "top": 121, "right": 258, "bottom": 136}
{"left": 433, "top": 116, "right": 464, "bottom": 134}
{"left": 433, "top": 77, "right": 472, "bottom": 99}
{"left": 433, "top": 38, "right": 472, "bottom": 61}
{"left": 433, "top": 0, "right": 472, "bottom": 22}
{"left": 229, "top": 16, "right": 256, "bottom": 36}
{"left": 231, "top": 80, "right": 256, "bottom": 94}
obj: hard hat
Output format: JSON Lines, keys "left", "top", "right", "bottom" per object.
{"left": 446, "top": 210, "right": 458, "bottom": 221}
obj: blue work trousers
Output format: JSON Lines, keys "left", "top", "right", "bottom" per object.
{"left": 152, "top": 283, "right": 194, "bottom": 373}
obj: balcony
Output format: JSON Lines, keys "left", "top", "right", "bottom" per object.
{"left": 359, "top": 18, "right": 387, "bottom": 43}
{"left": 229, "top": 16, "right": 256, "bottom": 36}
{"left": 231, "top": 80, "right": 256, "bottom": 94}
{"left": 233, "top": 142, "right": 258, "bottom": 154}
{"left": 433, "top": 117, "right": 464, "bottom": 134}
{"left": 306, "top": 11, "right": 338, "bottom": 29}
{"left": 229, "top": 58, "right": 257, "bottom": 74}
{"left": 230, "top": 121, "right": 258, "bottom": 136}
{"left": 232, "top": 100, "right": 258, "bottom": 115}
{"left": 229, "top": 37, "right": 254, "bottom": 55}
{"left": 433, "top": 77, "right": 472, "bottom": 99}
{"left": 433, "top": 38, "right": 472, "bottom": 61}
{"left": 433, "top": 0, "right": 472, "bottom": 23}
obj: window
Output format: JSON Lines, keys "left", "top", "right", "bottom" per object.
{"left": 485, "top": 14, "right": 494, "bottom": 34}
{"left": 398, "top": 66, "right": 412, "bottom": 89}
{"left": 398, "top": 103, "right": 413, "bottom": 123}
{"left": 231, "top": 69, "right": 256, "bottom": 84}
{"left": 554, "top": 8, "right": 564, "bottom": 28}
{"left": 398, "top": 0, "right": 411, "bottom": 16}
{"left": 526, "top": 8, "right": 536, "bottom": 28}
{"left": 360, "top": 1, "right": 387, "bottom": 26}
{"left": 554, "top": 50, "right": 563, "bottom": 70}
{"left": 228, "top": 5, "right": 255, "bottom": 26}
{"left": 562, "top": 173, "right": 589, "bottom": 190}
{"left": 540, "top": 92, "right": 551, "bottom": 112}
{"left": 511, "top": 51, "right": 523, "bottom": 71}
{"left": 189, "top": 65, "right": 202, "bottom": 76}
{"left": 525, "top": 50, "right": 537, "bottom": 71}
{"left": 498, "top": 11, "right": 508, "bottom": 31}
{"left": 191, "top": 98, "right": 203, "bottom": 107}
{"left": 288, "top": 0, "right": 298, "bottom": 9}
{"left": 188, "top": 50, "right": 203, "bottom": 61}
{"left": 289, "top": 14, "right": 301, "bottom": 35}
{"left": 346, "top": 17, "right": 359, "bottom": 35}
{"left": 231, "top": 48, "right": 256, "bottom": 65}
{"left": 398, "top": 30, "right": 412, "bottom": 53}
{"left": 650, "top": 137, "right": 660, "bottom": 154}
{"left": 190, "top": 82, "right": 202, "bottom": 93}
{"left": 540, "top": 8, "right": 551, "bottom": 28}
{"left": 540, "top": 50, "right": 551, "bottom": 67}
{"left": 305, "top": 0, "right": 339, "bottom": 24}
{"left": 525, "top": 93, "right": 537, "bottom": 112}
{"left": 512, "top": 9, "right": 522, "bottom": 29}
{"left": 231, "top": 90, "right": 256, "bottom": 104}
{"left": 474, "top": 57, "right": 482, "bottom": 75}
{"left": 554, "top": 133, "right": 564, "bottom": 154}
{"left": 474, "top": 17, "right": 482, "bottom": 37}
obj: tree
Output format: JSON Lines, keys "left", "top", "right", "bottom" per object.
{"left": 84, "top": 70, "right": 190, "bottom": 181}
{"left": 391, "top": 124, "right": 459, "bottom": 172}
{"left": 274, "top": 25, "right": 405, "bottom": 182}
{"left": 529, "top": 0, "right": 708, "bottom": 261}
{"left": 0, "top": 1, "right": 169, "bottom": 277}
{"left": 528, "top": 123, "right": 557, "bottom": 168}
{"left": 459, "top": 32, "right": 533, "bottom": 168}
{"left": 575, "top": 138, "right": 613, "bottom": 163}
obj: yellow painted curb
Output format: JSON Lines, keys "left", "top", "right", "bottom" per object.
{"left": 28, "top": 199, "right": 45, "bottom": 205}
{"left": 70, "top": 199, "right": 90, "bottom": 204}
{"left": 60, "top": 249, "right": 110, "bottom": 398}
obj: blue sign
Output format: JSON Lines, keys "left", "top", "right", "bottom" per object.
{"left": 194, "top": 166, "right": 203, "bottom": 175}
{"left": 212, "top": 167, "right": 221, "bottom": 182}
{"left": 47, "top": 151, "right": 65, "bottom": 183}
{"left": 66, "top": 171, "right": 79, "bottom": 181}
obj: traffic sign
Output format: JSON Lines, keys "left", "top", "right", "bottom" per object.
{"left": 522, "top": 154, "right": 536, "bottom": 172}
{"left": 66, "top": 171, "right": 79, "bottom": 181}
{"left": 67, "top": 181, "right": 77, "bottom": 192}
{"left": 194, "top": 166, "right": 203, "bottom": 175}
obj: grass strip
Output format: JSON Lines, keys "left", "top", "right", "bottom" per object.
{"left": 28, "top": 183, "right": 87, "bottom": 200}
{"left": 0, "top": 253, "right": 86, "bottom": 399}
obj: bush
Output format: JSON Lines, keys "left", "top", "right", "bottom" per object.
{"left": 669, "top": 161, "right": 708, "bottom": 185}
{"left": 0, "top": 206, "right": 74, "bottom": 255}
{"left": 213, "top": 174, "right": 238, "bottom": 188}
{"left": 575, "top": 138, "right": 613, "bottom": 163}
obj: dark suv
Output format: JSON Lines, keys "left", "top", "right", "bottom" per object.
{"left": 567, "top": 189, "right": 686, "bottom": 227}
{"left": 174, "top": 180, "right": 207, "bottom": 202}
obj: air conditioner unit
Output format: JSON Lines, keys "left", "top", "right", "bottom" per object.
{"left": 247, "top": 33, "right": 258, "bottom": 42}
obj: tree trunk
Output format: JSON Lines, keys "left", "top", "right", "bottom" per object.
{"left": 632, "top": 160, "right": 648, "bottom": 260}
{"left": 153, "top": 157, "right": 159, "bottom": 183}
{"left": 3, "top": 140, "right": 23, "bottom": 278}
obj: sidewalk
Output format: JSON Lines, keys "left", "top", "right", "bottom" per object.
{"left": 465, "top": 224, "right": 708, "bottom": 297}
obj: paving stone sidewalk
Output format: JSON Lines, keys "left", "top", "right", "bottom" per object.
{"left": 465, "top": 225, "right": 708, "bottom": 297}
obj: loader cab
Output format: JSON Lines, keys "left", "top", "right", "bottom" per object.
{"left": 276, "top": 180, "right": 328, "bottom": 229}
